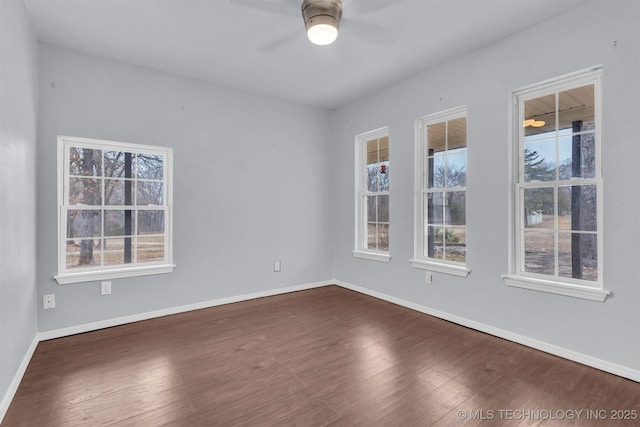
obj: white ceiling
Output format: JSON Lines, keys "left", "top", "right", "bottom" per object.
{"left": 23, "top": 0, "right": 590, "bottom": 109}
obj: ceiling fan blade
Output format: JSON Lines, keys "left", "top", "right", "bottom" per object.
{"left": 342, "top": 17, "right": 398, "bottom": 45}
{"left": 230, "top": 0, "right": 300, "bottom": 17}
{"left": 343, "top": 0, "right": 403, "bottom": 18}
{"left": 260, "top": 29, "right": 301, "bottom": 52}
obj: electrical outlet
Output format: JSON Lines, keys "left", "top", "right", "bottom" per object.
{"left": 274, "top": 261, "right": 281, "bottom": 272}
{"left": 101, "top": 281, "right": 112, "bottom": 295}
{"left": 425, "top": 272, "right": 433, "bottom": 284}
{"left": 43, "top": 294, "right": 55, "bottom": 309}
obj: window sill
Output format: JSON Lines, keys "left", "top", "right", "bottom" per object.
{"left": 352, "top": 250, "right": 391, "bottom": 263}
{"left": 55, "top": 264, "right": 176, "bottom": 285}
{"left": 410, "top": 259, "right": 470, "bottom": 278}
{"left": 502, "top": 274, "right": 610, "bottom": 302}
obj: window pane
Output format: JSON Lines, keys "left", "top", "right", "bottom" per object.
{"left": 366, "top": 139, "right": 378, "bottom": 164}
{"left": 427, "top": 122, "right": 446, "bottom": 153}
{"left": 105, "top": 179, "right": 134, "bottom": 206}
{"left": 136, "top": 153, "right": 164, "bottom": 180}
{"left": 136, "top": 236, "right": 165, "bottom": 263}
{"left": 523, "top": 188, "right": 554, "bottom": 228}
{"left": 558, "top": 233, "right": 597, "bottom": 281}
{"left": 378, "top": 161, "right": 389, "bottom": 192}
{"left": 559, "top": 84, "right": 595, "bottom": 133}
{"left": 138, "top": 210, "right": 165, "bottom": 234}
{"left": 444, "top": 226, "right": 466, "bottom": 263}
{"left": 65, "top": 239, "right": 102, "bottom": 269}
{"left": 377, "top": 224, "right": 389, "bottom": 252}
{"left": 524, "top": 140, "right": 556, "bottom": 182}
{"left": 524, "top": 94, "right": 555, "bottom": 137}
{"left": 378, "top": 137, "right": 389, "bottom": 162}
{"left": 429, "top": 154, "right": 445, "bottom": 189}
{"left": 377, "top": 195, "right": 389, "bottom": 222}
{"left": 104, "top": 150, "right": 134, "bottom": 178}
{"left": 366, "top": 164, "right": 378, "bottom": 192}
{"left": 135, "top": 181, "right": 163, "bottom": 205}
{"left": 367, "top": 223, "right": 377, "bottom": 249}
{"left": 105, "top": 210, "right": 135, "bottom": 236}
{"left": 367, "top": 196, "right": 376, "bottom": 222}
{"left": 523, "top": 230, "right": 554, "bottom": 275}
{"left": 558, "top": 185, "right": 597, "bottom": 231}
{"left": 69, "top": 147, "right": 102, "bottom": 176}
{"left": 558, "top": 133, "right": 596, "bottom": 179}
{"left": 366, "top": 139, "right": 379, "bottom": 192}
{"left": 69, "top": 178, "right": 102, "bottom": 205}
{"left": 447, "top": 191, "right": 466, "bottom": 226}
{"left": 446, "top": 152, "right": 466, "bottom": 187}
{"left": 67, "top": 210, "right": 101, "bottom": 238}
{"left": 104, "top": 238, "right": 126, "bottom": 265}
{"left": 448, "top": 117, "right": 466, "bottom": 150}
{"left": 426, "top": 226, "right": 444, "bottom": 260}
{"left": 427, "top": 193, "right": 444, "bottom": 225}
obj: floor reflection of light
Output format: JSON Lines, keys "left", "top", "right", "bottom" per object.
{"left": 52, "top": 354, "right": 180, "bottom": 425}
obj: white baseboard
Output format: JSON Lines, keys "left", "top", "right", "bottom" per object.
{"left": 38, "top": 280, "right": 332, "bottom": 341}
{"left": 0, "top": 334, "right": 39, "bottom": 425}
{"left": 334, "top": 279, "right": 640, "bottom": 383}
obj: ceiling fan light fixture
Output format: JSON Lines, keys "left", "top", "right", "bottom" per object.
{"left": 306, "top": 18, "right": 339, "bottom": 45}
{"left": 302, "top": 0, "right": 343, "bottom": 45}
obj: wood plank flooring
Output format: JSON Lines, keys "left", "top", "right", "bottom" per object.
{"left": 3, "top": 285, "right": 639, "bottom": 426}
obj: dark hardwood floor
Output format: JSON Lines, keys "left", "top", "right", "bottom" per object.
{"left": 3, "top": 285, "right": 639, "bottom": 426}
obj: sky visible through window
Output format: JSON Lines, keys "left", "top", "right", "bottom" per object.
{"left": 524, "top": 128, "right": 573, "bottom": 172}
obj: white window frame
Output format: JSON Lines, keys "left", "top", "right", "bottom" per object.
{"left": 353, "top": 127, "right": 391, "bottom": 263}
{"left": 55, "top": 136, "right": 175, "bottom": 285}
{"left": 503, "top": 67, "right": 610, "bottom": 302}
{"left": 411, "top": 106, "right": 470, "bottom": 277}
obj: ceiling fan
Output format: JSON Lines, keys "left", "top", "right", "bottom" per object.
{"left": 231, "top": 0, "right": 397, "bottom": 49}
{"left": 301, "top": 0, "right": 343, "bottom": 45}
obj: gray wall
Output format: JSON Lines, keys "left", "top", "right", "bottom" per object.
{"left": 0, "top": 0, "right": 39, "bottom": 411}
{"left": 331, "top": 1, "right": 640, "bottom": 371}
{"left": 36, "top": 45, "right": 333, "bottom": 331}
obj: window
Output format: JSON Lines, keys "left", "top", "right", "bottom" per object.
{"left": 411, "top": 107, "right": 469, "bottom": 277}
{"left": 353, "top": 128, "right": 390, "bottom": 262}
{"left": 55, "top": 136, "right": 174, "bottom": 284}
{"left": 504, "top": 67, "right": 610, "bottom": 301}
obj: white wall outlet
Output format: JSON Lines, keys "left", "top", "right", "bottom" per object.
{"left": 101, "top": 281, "right": 112, "bottom": 295}
{"left": 274, "top": 261, "right": 281, "bottom": 272}
{"left": 43, "top": 294, "right": 55, "bottom": 309}
{"left": 425, "top": 272, "right": 433, "bottom": 284}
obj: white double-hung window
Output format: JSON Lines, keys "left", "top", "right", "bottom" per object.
{"left": 55, "top": 136, "right": 175, "bottom": 284}
{"left": 503, "top": 67, "right": 609, "bottom": 301}
{"left": 411, "top": 107, "right": 469, "bottom": 277}
{"left": 353, "top": 127, "right": 390, "bottom": 262}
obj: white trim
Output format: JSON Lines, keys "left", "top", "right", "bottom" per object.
{"left": 333, "top": 280, "right": 638, "bottom": 383}
{"left": 0, "top": 335, "right": 39, "bottom": 424}
{"left": 352, "top": 250, "right": 391, "bottom": 263}
{"left": 354, "top": 127, "right": 390, "bottom": 258}
{"left": 57, "top": 136, "right": 174, "bottom": 283}
{"left": 409, "top": 258, "right": 470, "bottom": 277}
{"left": 54, "top": 263, "right": 176, "bottom": 285}
{"left": 502, "top": 274, "right": 610, "bottom": 302}
{"left": 508, "top": 67, "right": 605, "bottom": 295}
{"left": 413, "top": 106, "right": 469, "bottom": 272}
{"left": 38, "top": 280, "right": 332, "bottom": 340}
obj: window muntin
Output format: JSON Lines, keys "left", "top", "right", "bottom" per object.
{"left": 413, "top": 107, "right": 468, "bottom": 275}
{"left": 514, "top": 71, "right": 602, "bottom": 288}
{"left": 354, "top": 128, "right": 390, "bottom": 261}
{"left": 56, "top": 137, "right": 174, "bottom": 284}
